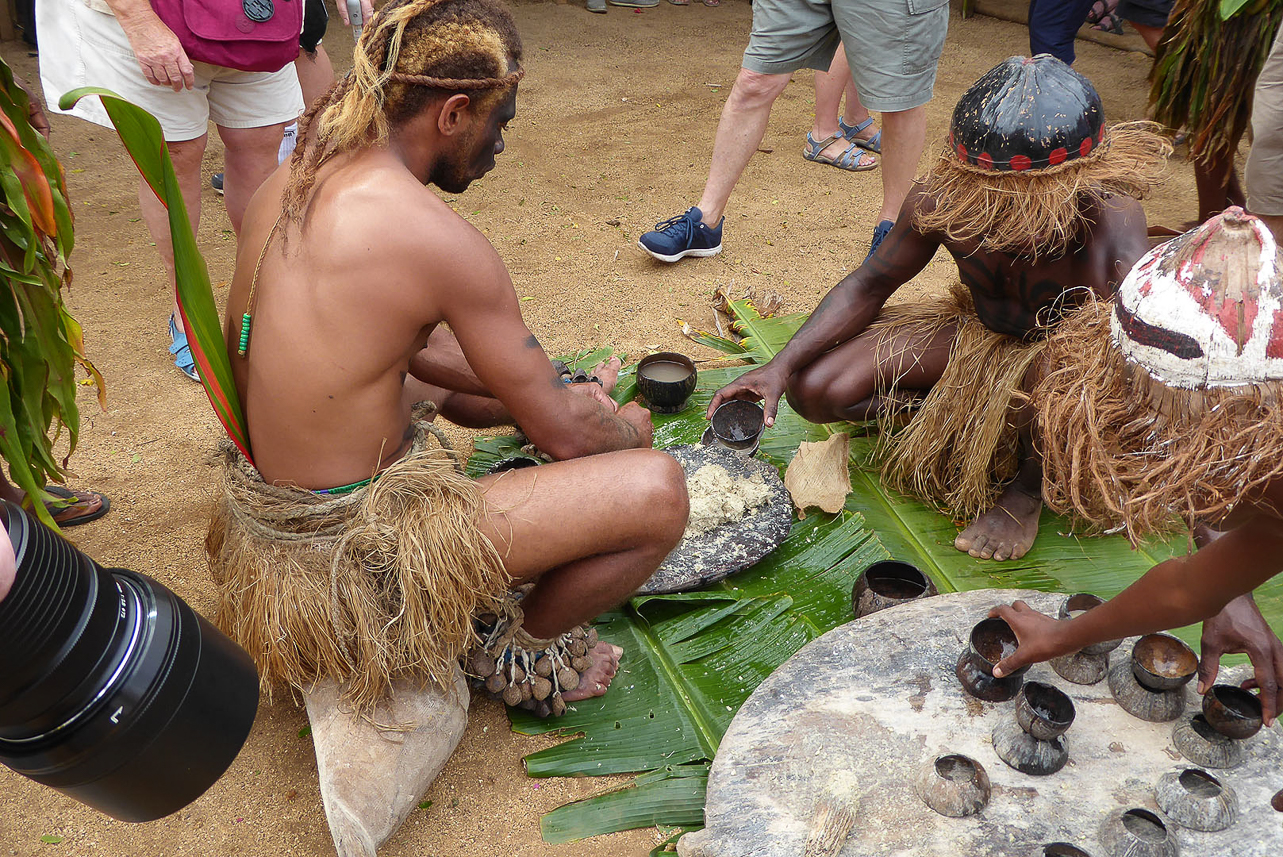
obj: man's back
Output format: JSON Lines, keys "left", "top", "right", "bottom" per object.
{"left": 226, "top": 151, "right": 475, "bottom": 488}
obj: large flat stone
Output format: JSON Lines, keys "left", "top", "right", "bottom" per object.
{"left": 681, "top": 590, "right": 1283, "bottom": 857}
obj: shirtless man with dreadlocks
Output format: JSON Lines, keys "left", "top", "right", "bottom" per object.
{"left": 710, "top": 56, "right": 1168, "bottom": 562}
{"left": 213, "top": 0, "right": 688, "bottom": 725}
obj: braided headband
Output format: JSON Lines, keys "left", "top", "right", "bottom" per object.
{"left": 388, "top": 68, "right": 525, "bottom": 89}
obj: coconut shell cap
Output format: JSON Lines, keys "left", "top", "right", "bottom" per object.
{"left": 948, "top": 55, "right": 1104, "bottom": 172}
{"left": 1111, "top": 207, "right": 1283, "bottom": 389}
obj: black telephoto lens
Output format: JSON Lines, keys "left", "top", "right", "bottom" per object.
{"left": 0, "top": 499, "right": 259, "bottom": 822}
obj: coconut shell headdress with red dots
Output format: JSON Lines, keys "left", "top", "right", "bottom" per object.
{"left": 1035, "top": 208, "right": 1283, "bottom": 540}
{"left": 915, "top": 55, "right": 1170, "bottom": 259}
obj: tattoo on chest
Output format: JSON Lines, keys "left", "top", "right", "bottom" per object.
{"left": 954, "top": 255, "right": 1080, "bottom": 335}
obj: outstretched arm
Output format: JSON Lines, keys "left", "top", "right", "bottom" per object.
{"left": 707, "top": 188, "right": 942, "bottom": 424}
{"left": 990, "top": 484, "right": 1283, "bottom": 723}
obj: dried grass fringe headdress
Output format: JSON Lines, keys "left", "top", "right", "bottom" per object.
{"left": 914, "top": 122, "right": 1171, "bottom": 259}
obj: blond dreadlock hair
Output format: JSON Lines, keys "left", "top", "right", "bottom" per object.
{"left": 282, "top": 0, "right": 523, "bottom": 225}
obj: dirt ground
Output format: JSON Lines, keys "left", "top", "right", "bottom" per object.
{"left": 0, "top": 3, "right": 1200, "bottom": 855}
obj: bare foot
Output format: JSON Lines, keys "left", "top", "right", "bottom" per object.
{"left": 592, "top": 356, "right": 622, "bottom": 396}
{"left": 954, "top": 483, "right": 1042, "bottom": 561}
{"left": 562, "top": 642, "right": 623, "bottom": 702}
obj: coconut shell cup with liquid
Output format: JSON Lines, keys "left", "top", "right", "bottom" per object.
{"left": 636, "top": 352, "right": 698, "bottom": 414}
{"left": 1202, "top": 684, "right": 1263, "bottom": 740}
{"left": 1108, "top": 659, "right": 1188, "bottom": 723}
{"left": 1016, "top": 681, "right": 1076, "bottom": 741}
{"left": 956, "top": 617, "right": 1030, "bottom": 702}
{"left": 710, "top": 400, "right": 765, "bottom": 452}
{"left": 1131, "top": 634, "right": 1198, "bottom": 692}
{"left": 851, "top": 561, "right": 938, "bottom": 619}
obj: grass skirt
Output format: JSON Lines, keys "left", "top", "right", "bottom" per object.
{"left": 1035, "top": 300, "right": 1283, "bottom": 541}
{"left": 206, "top": 423, "right": 509, "bottom": 713}
{"left": 875, "top": 285, "right": 1046, "bottom": 523}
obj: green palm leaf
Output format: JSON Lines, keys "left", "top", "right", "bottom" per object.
{"left": 59, "top": 87, "right": 252, "bottom": 463}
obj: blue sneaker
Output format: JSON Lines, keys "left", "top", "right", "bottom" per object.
{"left": 638, "top": 207, "right": 723, "bottom": 263}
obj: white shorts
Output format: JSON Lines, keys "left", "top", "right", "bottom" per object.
{"left": 37, "top": 1, "right": 303, "bottom": 142}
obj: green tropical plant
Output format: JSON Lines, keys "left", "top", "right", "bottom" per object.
{"left": 60, "top": 86, "right": 251, "bottom": 462}
{"left": 0, "top": 58, "right": 103, "bottom": 528}
{"left": 469, "top": 299, "right": 1282, "bottom": 844}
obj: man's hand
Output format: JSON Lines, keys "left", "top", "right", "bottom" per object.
{"left": 1199, "top": 594, "right": 1283, "bottom": 726}
{"left": 336, "top": 0, "right": 376, "bottom": 26}
{"left": 617, "top": 402, "right": 654, "bottom": 449}
{"left": 706, "top": 364, "right": 790, "bottom": 427}
{"left": 116, "top": 12, "right": 196, "bottom": 91}
{"left": 987, "top": 600, "right": 1072, "bottom": 678}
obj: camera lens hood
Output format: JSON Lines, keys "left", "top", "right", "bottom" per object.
{"left": 0, "top": 500, "right": 259, "bottom": 822}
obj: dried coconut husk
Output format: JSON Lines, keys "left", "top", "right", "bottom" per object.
{"left": 1035, "top": 300, "right": 1283, "bottom": 542}
{"left": 913, "top": 122, "right": 1170, "bottom": 259}
{"left": 784, "top": 433, "right": 852, "bottom": 517}
{"left": 875, "top": 285, "right": 1046, "bottom": 523}
{"left": 206, "top": 421, "right": 510, "bottom": 715}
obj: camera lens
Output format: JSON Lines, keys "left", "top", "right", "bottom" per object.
{"left": 0, "top": 499, "right": 259, "bottom": 822}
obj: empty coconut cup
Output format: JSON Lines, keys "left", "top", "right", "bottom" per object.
{"left": 956, "top": 617, "right": 1029, "bottom": 703}
{"left": 1131, "top": 634, "right": 1198, "bottom": 692}
{"left": 915, "top": 753, "right": 990, "bottom": 818}
{"left": 1202, "top": 684, "right": 1264, "bottom": 741}
{"left": 636, "top": 352, "right": 698, "bottom": 414}
{"left": 1051, "top": 650, "right": 1111, "bottom": 686}
{"left": 1172, "top": 714, "right": 1246, "bottom": 769}
{"left": 1098, "top": 808, "right": 1178, "bottom": 857}
{"left": 1154, "top": 768, "right": 1238, "bottom": 832}
{"left": 1016, "top": 681, "right": 1076, "bottom": 741}
{"left": 710, "top": 400, "right": 766, "bottom": 453}
{"left": 851, "top": 561, "right": 938, "bottom": 619}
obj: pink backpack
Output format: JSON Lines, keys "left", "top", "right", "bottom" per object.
{"left": 151, "top": 0, "right": 302, "bottom": 73}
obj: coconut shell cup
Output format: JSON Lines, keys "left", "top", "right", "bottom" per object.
{"left": 1154, "top": 768, "right": 1238, "bottom": 832}
{"left": 1098, "top": 808, "right": 1178, "bottom": 857}
{"left": 1033, "top": 846, "right": 1093, "bottom": 857}
{"left": 1131, "top": 634, "right": 1198, "bottom": 692}
{"left": 851, "top": 561, "right": 938, "bottom": 619}
{"left": 992, "top": 718, "right": 1069, "bottom": 776}
{"left": 1058, "top": 594, "right": 1123, "bottom": 656}
{"left": 1016, "top": 681, "right": 1076, "bottom": 741}
{"left": 956, "top": 617, "right": 1029, "bottom": 702}
{"left": 710, "top": 400, "right": 765, "bottom": 452}
{"left": 636, "top": 352, "right": 697, "bottom": 414}
{"left": 914, "top": 753, "right": 991, "bottom": 818}
{"left": 1051, "top": 650, "right": 1110, "bottom": 685}
{"left": 1108, "top": 660, "right": 1188, "bottom": 723}
{"left": 1172, "top": 714, "right": 1246, "bottom": 769}
{"left": 1202, "top": 684, "right": 1263, "bottom": 740}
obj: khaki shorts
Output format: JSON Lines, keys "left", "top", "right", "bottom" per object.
{"left": 741, "top": 0, "right": 949, "bottom": 112}
{"left": 1247, "top": 27, "right": 1283, "bottom": 216}
{"left": 38, "top": 2, "right": 303, "bottom": 142}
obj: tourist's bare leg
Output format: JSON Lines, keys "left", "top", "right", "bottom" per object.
{"left": 810, "top": 47, "right": 876, "bottom": 166}
{"left": 877, "top": 105, "right": 927, "bottom": 223}
{"left": 474, "top": 449, "right": 689, "bottom": 698}
{"left": 786, "top": 322, "right": 956, "bottom": 423}
{"left": 136, "top": 134, "right": 204, "bottom": 333}
{"left": 217, "top": 122, "right": 289, "bottom": 234}
{"left": 695, "top": 68, "right": 794, "bottom": 226}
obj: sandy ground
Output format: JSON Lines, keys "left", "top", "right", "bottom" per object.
{"left": 0, "top": 2, "right": 1200, "bottom": 855}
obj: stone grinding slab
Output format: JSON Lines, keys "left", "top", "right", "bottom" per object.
{"left": 680, "top": 589, "right": 1283, "bottom": 857}
{"left": 637, "top": 444, "right": 793, "bottom": 595}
